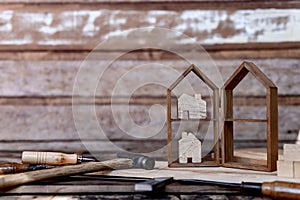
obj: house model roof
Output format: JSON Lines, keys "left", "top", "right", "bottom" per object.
{"left": 223, "top": 61, "right": 277, "bottom": 90}
{"left": 168, "top": 64, "right": 218, "bottom": 91}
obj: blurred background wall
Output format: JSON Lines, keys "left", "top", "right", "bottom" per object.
{"left": 0, "top": 0, "right": 299, "bottom": 161}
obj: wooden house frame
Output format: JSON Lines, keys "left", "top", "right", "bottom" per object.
{"left": 167, "top": 64, "right": 220, "bottom": 167}
{"left": 221, "top": 61, "right": 278, "bottom": 171}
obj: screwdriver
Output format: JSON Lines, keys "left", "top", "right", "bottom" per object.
{"left": 0, "top": 163, "right": 53, "bottom": 175}
{"left": 22, "top": 151, "right": 96, "bottom": 166}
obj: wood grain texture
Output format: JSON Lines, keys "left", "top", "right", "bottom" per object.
{"left": 0, "top": 105, "right": 297, "bottom": 141}
{"left": 222, "top": 62, "right": 278, "bottom": 171}
{"left": 167, "top": 64, "right": 220, "bottom": 167}
{"left": 277, "top": 160, "right": 295, "bottom": 178}
{"left": 1, "top": 0, "right": 300, "bottom": 10}
{"left": 0, "top": 7, "right": 299, "bottom": 50}
{"left": 0, "top": 59, "right": 298, "bottom": 97}
{"left": 1, "top": 48, "right": 300, "bottom": 61}
{"left": 283, "top": 144, "right": 300, "bottom": 161}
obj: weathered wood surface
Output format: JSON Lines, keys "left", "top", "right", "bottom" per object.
{"left": 103, "top": 161, "right": 300, "bottom": 184}
{"left": 0, "top": 105, "right": 298, "bottom": 141}
{"left": 1, "top": 48, "right": 300, "bottom": 60}
{"left": 1, "top": 0, "right": 300, "bottom": 10}
{"left": 0, "top": 178, "right": 254, "bottom": 200}
{"left": 0, "top": 59, "right": 298, "bottom": 97}
{"left": 0, "top": 7, "right": 299, "bottom": 50}
{"left": 0, "top": 194, "right": 261, "bottom": 200}
{"left": 0, "top": 156, "right": 298, "bottom": 198}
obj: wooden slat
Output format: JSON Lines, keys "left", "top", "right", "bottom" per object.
{"left": 0, "top": 140, "right": 168, "bottom": 155}
{"left": 0, "top": 105, "right": 298, "bottom": 141}
{"left": 0, "top": 95, "right": 298, "bottom": 106}
{"left": 0, "top": 59, "right": 298, "bottom": 97}
{"left": 225, "top": 118, "right": 267, "bottom": 123}
{"left": 0, "top": 7, "right": 299, "bottom": 50}
{"left": 1, "top": 0, "right": 300, "bottom": 10}
{"left": 1, "top": 48, "right": 300, "bottom": 61}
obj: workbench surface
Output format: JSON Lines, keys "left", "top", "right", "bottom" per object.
{"left": 1, "top": 161, "right": 300, "bottom": 199}
{"left": 0, "top": 176, "right": 261, "bottom": 200}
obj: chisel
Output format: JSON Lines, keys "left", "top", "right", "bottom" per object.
{"left": 22, "top": 151, "right": 95, "bottom": 166}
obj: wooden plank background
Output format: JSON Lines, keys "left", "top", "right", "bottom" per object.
{"left": 0, "top": 0, "right": 299, "bottom": 161}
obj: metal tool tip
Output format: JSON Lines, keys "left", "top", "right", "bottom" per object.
{"left": 81, "top": 157, "right": 96, "bottom": 162}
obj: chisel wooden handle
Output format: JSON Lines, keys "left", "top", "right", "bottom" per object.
{"left": 0, "top": 158, "right": 133, "bottom": 189}
{"left": 262, "top": 181, "right": 300, "bottom": 200}
{"left": 22, "top": 151, "right": 78, "bottom": 165}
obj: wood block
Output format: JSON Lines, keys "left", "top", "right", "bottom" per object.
{"left": 294, "top": 161, "right": 300, "bottom": 178}
{"left": 296, "top": 130, "right": 300, "bottom": 145}
{"left": 283, "top": 144, "right": 300, "bottom": 161}
{"left": 178, "top": 93, "right": 206, "bottom": 119}
{"left": 277, "top": 160, "right": 300, "bottom": 178}
{"left": 179, "top": 132, "right": 202, "bottom": 163}
{"left": 277, "top": 160, "right": 294, "bottom": 178}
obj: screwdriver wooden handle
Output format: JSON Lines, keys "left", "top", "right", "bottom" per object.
{"left": 262, "top": 181, "right": 300, "bottom": 200}
{"left": 22, "top": 151, "right": 78, "bottom": 165}
{"left": 0, "top": 158, "right": 133, "bottom": 189}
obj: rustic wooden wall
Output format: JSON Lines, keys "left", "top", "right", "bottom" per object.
{"left": 0, "top": 0, "right": 299, "bottom": 161}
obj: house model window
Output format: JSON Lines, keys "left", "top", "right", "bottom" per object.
{"left": 178, "top": 93, "right": 207, "bottom": 119}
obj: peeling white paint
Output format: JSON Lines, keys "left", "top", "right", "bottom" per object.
{"left": 0, "top": 38, "right": 32, "bottom": 45}
{"left": 78, "top": 11, "right": 103, "bottom": 37}
{"left": 37, "top": 39, "right": 82, "bottom": 45}
{"left": 175, "top": 10, "right": 227, "bottom": 33}
{"left": 176, "top": 37, "right": 197, "bottom": 45}
{"left": 202, "top": 9, "right": 300, "bottom": 44}
{"left": 103, "top": 29, "right": 128, "bottom": 40}
{"left": 0, "top": 10, "right": 13, "bottom": 32}
{"left": 146, "top": 16, "right": 156, "bottom": 24}
{"left": 0, "top": 8, "right": 299, "bottom": 45}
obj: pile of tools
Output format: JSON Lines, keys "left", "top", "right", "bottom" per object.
{"left": 1, "top": 151, "right": 300, "bottom": 200}
{"left": 0, "top": 151, "right": 154, "bottom": 189}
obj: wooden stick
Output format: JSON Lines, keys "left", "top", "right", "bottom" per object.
{"left": 0, "top": 158, "right": 132, "bottom": 189}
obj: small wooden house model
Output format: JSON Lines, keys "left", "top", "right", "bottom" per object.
{"left": 179, "top": 132, "right": 202, "bottom": 163}
{"left": 178, "top": 93, "right": 207, "bottom": 119}
{"left": 222, "top": 61, "right": 278, "bottom": 171}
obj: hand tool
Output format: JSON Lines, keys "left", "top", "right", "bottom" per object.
{"left": 0, "top": 163, "right": 53, "bottom": 175}
{"left": 117, "top": 152, "right": 155, "bottom": 170}
{"left": 178, "top": 179, "right": 300, "bottom": 200}
{"left": 0, "top": 158, "right": 133, "bottom": 189}
{"left": 22, "top": 151, "right": 95, "bottom": 166}
{"left": 73, "top": 175, "right": 300, "bottom": 199}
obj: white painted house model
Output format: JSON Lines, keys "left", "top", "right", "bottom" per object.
{"left": 178, "top": 93, "right": 207, "bottom": 119}
{"left": 179, "top": 132, "right": 202, "bottom": 163}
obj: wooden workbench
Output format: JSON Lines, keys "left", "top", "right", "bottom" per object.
{"left": 1, "top": 161, "right": 300, "bottom": 199}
